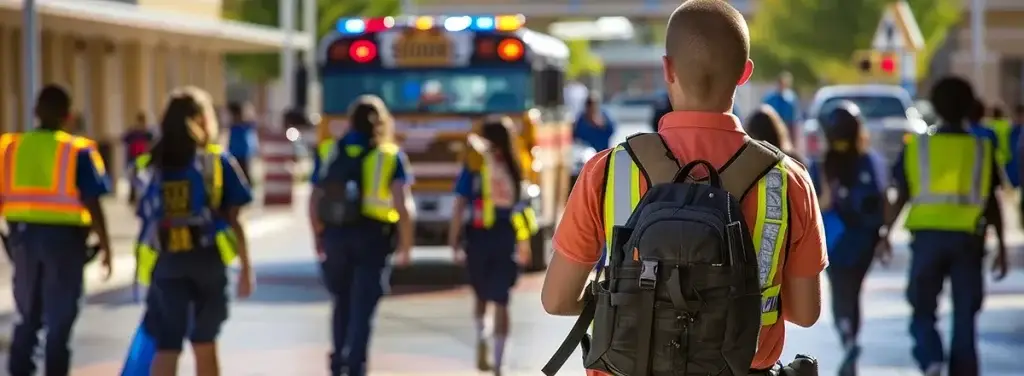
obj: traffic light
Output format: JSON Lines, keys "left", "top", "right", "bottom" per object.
{"left": 853, "top": 50, "right": 900, "bottom": 78}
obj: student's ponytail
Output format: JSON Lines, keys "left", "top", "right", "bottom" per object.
{"left": 481, "top": 117, "right": 524, "bottom": 201}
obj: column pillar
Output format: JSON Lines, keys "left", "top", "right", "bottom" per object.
{"left": 65, "top": 37, "right": 87, "bottom": 127}
{"left": 86, "top": 38, "right": 109, "bottom": 139}
{"left": 152, "top": 45, "right": 170, "bottom": 109}
{"left": 0, "top": 26, "right": 10, "bottom": 133}
{"left": 122, "top": 41, "right": 153, "bottom": 126}
{"left": 176, "top": 47, "right": 192, "bottom": 86}
{"left": 11, "top": 29, "right": 24, "bottom": 131}
{"left": 41, "top": 31, "right": 58, "bottom": 86}
{"left": 192, "top": 50, "right": 208, "bottom": 90}
{"left": 205, "top": 52, "right": 226, "bottom": 107}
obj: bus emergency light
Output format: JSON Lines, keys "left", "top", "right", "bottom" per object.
{"left": 336, "top": 15, "right": 524, "bottom": 34}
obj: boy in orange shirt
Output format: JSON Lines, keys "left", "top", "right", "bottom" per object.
{"left": 540, "top": 0, "right": 828, "bottom": 374}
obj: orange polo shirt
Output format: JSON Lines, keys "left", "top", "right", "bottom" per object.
{"left": 552, "top": 111, "right": 828, "bottom": 373}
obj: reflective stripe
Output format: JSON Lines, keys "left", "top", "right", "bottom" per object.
{"left": 318, "top": 140, "right": 400, "bottom": 223}
{"left": 904, "top": 134, "right": 992, "bottom": 232}
{"left": 133, "top": 146, "right": 238, "bottom": 286}
{"left": 913, "top": 135, "right": 986, "bottom": 206}
{"left": 753, "top": 163, "right": 788, "bottom": 326}
{"left": 472, "top": 154, "right": 496, "bottom": 229}
{"left": 601, "top": 147, "right": 789, "bottom": 327}
{"left": 1, "top": 132, "right": 90, "bottom": 226}
{"left": 603, "top": 146, "right": 640, "bottom": 260}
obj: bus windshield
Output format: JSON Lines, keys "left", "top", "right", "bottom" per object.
{"left": 323, "top": 68, "right": 533, "bottom": 115}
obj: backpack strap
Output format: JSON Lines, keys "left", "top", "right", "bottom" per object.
{"left": 622, "top": 133, "right": 680, "bottom": 186}
{"left": 199, "top": 151, "right": 223, "bottom": 212}
{"left": 718, "top": 138, "right": 784, "bottom": 199}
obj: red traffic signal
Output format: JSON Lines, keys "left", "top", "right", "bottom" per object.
{"left": 880, "top": 55, "right": 896, "bottom": 74}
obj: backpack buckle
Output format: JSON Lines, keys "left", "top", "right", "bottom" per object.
{"left": 639, "top": 260, "right": 658, "bottom": 290}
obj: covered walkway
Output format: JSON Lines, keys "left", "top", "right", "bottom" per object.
{"left": 0, "top": 0, "right": 310, "bottom": 177}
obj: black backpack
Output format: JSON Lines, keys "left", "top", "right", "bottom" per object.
{"left": 544, "top": 134, "right": 785, "bottom": 376}
{"left": 317, "top": 143, "right": 372, "bottom": 227}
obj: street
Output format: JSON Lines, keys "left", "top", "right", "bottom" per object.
{"left": 1, "top": 126, "right": 1023, "bottom": 376}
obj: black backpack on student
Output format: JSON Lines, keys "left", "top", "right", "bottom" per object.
{"left": 543, "top": 133, "right": 785, "bottom": 376}
{"left": 317, "top": 143, "right": 372, "bottom": 227}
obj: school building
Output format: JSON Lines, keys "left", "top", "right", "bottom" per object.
{"left": 946, "top": 1, "right": 1024, "bottom": 107}
{"left": 0, "top": 0, "right": 308, "bottom": 177}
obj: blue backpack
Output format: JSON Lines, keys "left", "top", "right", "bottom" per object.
{"left": 815, "top": 155, "right": 885, "bottom": 255}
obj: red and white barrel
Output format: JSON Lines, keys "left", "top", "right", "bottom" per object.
{"left": 259, "top": 129, "right": 295, "bottom": 206}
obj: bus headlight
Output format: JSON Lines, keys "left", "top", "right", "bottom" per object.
{"left": 527, "top": 184, "right": 541, "bottom": 198}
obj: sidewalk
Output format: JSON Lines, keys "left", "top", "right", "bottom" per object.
{"left": 0, "top": 184, "right": 311, "bottom": 314}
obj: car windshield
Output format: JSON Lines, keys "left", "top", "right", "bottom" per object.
{"left": 610, "top": 95, "right": 659, "bottom": 106}
{"left": 817, "top": 95, "right": 907, "bottom": 120}
{"left": 322, "top": 68, "right": 533, "bottom": 115}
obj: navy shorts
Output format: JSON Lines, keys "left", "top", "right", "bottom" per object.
{"left": 145, "top": 254, "right": 229, "bottom": 351}
{"left": 464, "top": 222, "right": 519, "bottom": 305}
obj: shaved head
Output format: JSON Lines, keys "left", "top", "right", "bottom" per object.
{"left": 663, "top": 0, "right": 752, "bottom": 111}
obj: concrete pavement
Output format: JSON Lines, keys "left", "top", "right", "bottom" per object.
{"left": 0, "top": 212, "right": 1016, "bottom": 376}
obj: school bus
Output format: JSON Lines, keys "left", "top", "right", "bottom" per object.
{"left": 316, "top": 15, "right": 571, "bottom": 269}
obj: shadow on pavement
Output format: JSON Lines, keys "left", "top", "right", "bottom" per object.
{"left": 81, "top": 259, "right": 471, "bottom": 308}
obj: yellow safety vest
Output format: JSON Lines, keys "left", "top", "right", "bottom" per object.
{"left": 133, "top": 144, "right": 238, "bottom": 286}
{"left": 470, "top": 158, "right": 539, "bottom": 242}
{"left": 904, "top": 134, "right": 992, "bottom": 232}
{"left": 0, "top": 130, "right": 99, "bottom": 226}
{"left": 988, "top": 119, "right": 1012, "bottom": 165}
{"left": 602, "top": 145, "right": 790, "bottom": 327}
{"left": 317, "top": 140, "right": 400, "bottom": 223}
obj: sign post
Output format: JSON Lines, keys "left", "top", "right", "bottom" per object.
{"left": 870, "top": 1, "right": 924, "bottom": 97}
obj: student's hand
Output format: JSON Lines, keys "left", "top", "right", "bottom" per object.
{"left": 100, "top": 246, "right": 113, "bottom": 281}
{"left": 450, "top": 242, "right": 466, "bottom": 266}
{"left": 992, "top": 249, "right": 1009, "bottom": 282}
{"left": 236, "top": 267, "right": 255, "bottom": 299}
{"left": 314, "top": 236, "right": 326, "bottom": 263}
{"left": 393, "top": 248, "right": 412, "bottom": 267}
{"left": 516, "top": 239, "right": 532, "bottom": 268}
{"left": 874, "top": 236, "right": 893, "bottom": 267}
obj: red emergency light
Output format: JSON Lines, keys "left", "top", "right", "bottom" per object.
{"left": 349, "top": 40, "right": 377, "bottom": 63}
{"left": 880, "top": 55, "right": 896, "bottom": 74}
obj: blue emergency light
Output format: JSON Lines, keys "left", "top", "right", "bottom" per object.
{"left": 335, "top": 15, "right": 524, "bottom": 34}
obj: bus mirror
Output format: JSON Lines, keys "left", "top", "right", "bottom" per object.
{"left": 535, "top": 68, "right": 564, "bottom": 107}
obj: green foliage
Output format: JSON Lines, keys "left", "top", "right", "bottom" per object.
{"left": 223, "top": 0, "right": 401, "bottom": 83}
{"left": 565, "top": 40, "right": 604, "bottom": 80}
{"left": 749, "top": 0, "right": 961, "bottom": 89}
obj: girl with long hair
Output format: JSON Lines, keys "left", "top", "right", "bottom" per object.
{"left": 745, "top": 104, "right": 802, "bottom": 162}
{"left": 809, "top": 101, "right": 890, "bottom": 376}
{"left": 448, "top": 116, "right": 536, "bottom": 375}
{"left": 309, "top": 94, "right": 414, "bottom": 376}
{"left": 131, "top": 86, "right": 254, "bottom": 376}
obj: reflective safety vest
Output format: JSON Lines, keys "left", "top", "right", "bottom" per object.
{"left": 0, "top": 130, "right": 98, "bottom": 226}
{"left": 317, "top": 140, "right": 400, "bottom": 223}
{"left": 988, "top": 119, "right": 1012, "bottom": 165}
{"left": 469, "top": 157, "right": 539, "bottom": 242}
{"left": 133, "top": 144, "right": 238, "bottom": 286}
{"left": 904, "top": 134, "right": 992, "bottom": 232}
{"left": 602, "top": 145, "right": 790, "bottom": 327}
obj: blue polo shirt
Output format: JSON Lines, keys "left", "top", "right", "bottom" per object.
{"left": 892, "top": 126, "right": 1001, "bottom": 237}
{"left": 573, "top": 112, "right": 616, "bottom": 151}
{"left": 227, "top": 121, "right": 259, "bottom": 160}
{"left": 762, "top": 89, "right": 801, "bottom": 127}
{"left": 137, "top": 153, "right": 252, "bottom": 273}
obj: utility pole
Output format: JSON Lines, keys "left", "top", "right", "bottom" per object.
{"left": 22, "top": 0, "right": 40, "bottom": 131}
{"left": 970, "top": 0, "right": 986, "bottom": 95}
{"left": 302, "top": 0, "right": 319, "bottom": 114}
{"left": 280, "top": 0, "right": 296, "bottom": 116}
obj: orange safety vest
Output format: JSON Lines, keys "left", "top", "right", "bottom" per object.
{"left": 0, "top": 130, "right": 97, "bottom": 226}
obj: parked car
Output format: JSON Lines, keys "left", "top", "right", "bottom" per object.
{"left": 801, "top": 85, "right": 928, "bottom": 166}
{"left": 604, "top": 92, "right": 661, "bottom": 124}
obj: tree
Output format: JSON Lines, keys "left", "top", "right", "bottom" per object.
{"left": 749, "top": 0, "right": 961, "bottom": 89}
{"left": 222, "top": 0, "right": 400, "bottom": 84}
